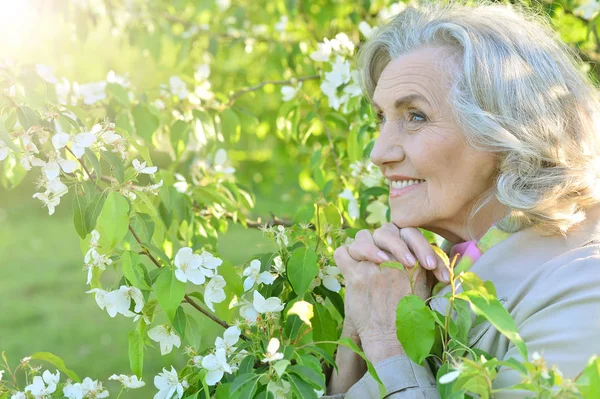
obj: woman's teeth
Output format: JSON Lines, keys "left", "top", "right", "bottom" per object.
{"left": 390, "top": 179, "right": 425, "bottom": 189}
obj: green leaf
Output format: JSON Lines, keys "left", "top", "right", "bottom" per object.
{"left": 220, "top": 108, "right": 241, "bottom": 144}
{"left": 85, "top": 193, "right": 105, "bottom": 236}
{"left": 102, "top": 151, "right": 125, "bottom": 183}
{"left": 121, "top": 251, "right": 151, "bottom": 291}
{"left": 84, "top": 149, "right": 102, "bottom": 182}
{"left": 132, "top": 103, "right": 159, "bottom": 142}
{"left": 170, "top": 120, "right": 189, "bottom": 156}
{"left": 287, "top": 374, "right": 318, "bottom": 399}
{"left": 0, "top": 116, "right": 18, "bottom": 152}
{"left": 173, "top": 306, "right": 187, "bottom": 340}
{"left": 30, "top": 352, "right": 80, "bottom": 382}
{"left": 287, "top": 365, "right": 325, "bottom": 390}
{"left": 457, "top": 290, "right": 527, "bottom": 360}
{"left": 16, "top": 106, "right": 38, "bottom": 130}
{"left": 273, "top": 360, "right": 290, "bottom": 378}
{"left": 95, "top": 192, "right": 130, "bottom": 251}
{"left": 229, "top": 373, "right": 258, "bottom": 395}
{"left": 396, "top": 295, "right": 436, "bottom": 365}
{"left": 73, "top": 193, "right": 88, "bottom": 239}
{"left": 293, "top": 203, "right": 315, "bottom": 224}
{"left": 155, "top": 268, "right": 186, "bottom": 322}
{"left": 380, "top": 260, "right": 405, "bottom": 271}
{"left": 312, "top": 303, "right": 337, "bottom": 356}
{"left": 107, "top": 82, "right": 130, "bottom": 106}
{"left": 287, "top": 246, "right": 318, "bottom": 296}
{"left": 128, "top": 331, "right": 144, "bottom": 378}
{"left": 130, "top": 213, "right": 155, "bottom": 243}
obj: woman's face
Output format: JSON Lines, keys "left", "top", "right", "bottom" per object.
{"left": 370, "top": 46, "right": 498, "bottom": 241}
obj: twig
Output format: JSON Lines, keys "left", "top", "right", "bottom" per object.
{"left": 225, "top": 75, "right": 320, "bottom": 108}
{"left": 69, "top": 146, "right": 235, "bottom": 334}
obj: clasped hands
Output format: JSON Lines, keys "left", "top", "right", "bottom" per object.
{"left": 333, "top": 223, "right": 449, "bottom": 364}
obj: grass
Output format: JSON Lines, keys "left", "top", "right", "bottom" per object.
{"left": 0, "top": 174, "right": 288, "bottom": 398}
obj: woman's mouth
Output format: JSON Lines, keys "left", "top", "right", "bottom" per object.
{"left": 389, "top": 179, "right": 425, "bottom": 198}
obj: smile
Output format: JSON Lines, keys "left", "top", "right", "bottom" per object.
{"left": 389, "top": 179, "right": 425, "bottom": 198}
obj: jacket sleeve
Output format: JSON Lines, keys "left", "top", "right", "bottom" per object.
{"left": 491, "top": 250, "right": 600, "bottom": 398}
{"left": 321, "top": 355, "right": 440, "bottom": 399}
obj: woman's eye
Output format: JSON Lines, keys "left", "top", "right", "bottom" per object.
{"left": 376, "top": 112, "right": 386, "bottom": 125}
{"left": 408, "top": 111, "right": 427, "bottom": 123}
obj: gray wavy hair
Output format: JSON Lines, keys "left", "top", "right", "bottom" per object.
{"left": 357, "top": 0, "right": 600, "bottom": 236}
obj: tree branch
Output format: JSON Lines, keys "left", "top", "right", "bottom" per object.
{"left": 68, "top": 147, "right": 235, "bottom": 334}
{"left": 225, "top": 75, "right": 320, "bottom": 108}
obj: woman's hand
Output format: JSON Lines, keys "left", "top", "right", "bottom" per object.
{"left": 334, "top": 224, "right": 445, "bottom": 363}
{"left": 351, "top": 223, "right": 450, "bottom": 283}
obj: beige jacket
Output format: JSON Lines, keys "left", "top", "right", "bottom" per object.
{"left": 324, "top": 205, "right": 600, "bottom": 398}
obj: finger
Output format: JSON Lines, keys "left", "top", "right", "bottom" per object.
{"left": 371, "top": 227, "right": 417, "bottom": 267}
{"left": 333, "top": 245, "right": 359, "bottom": 277}
{"left": 400, "top": 227, "right": 446, "bottom": 273}
{"left": 348, "top": 230, "right": 391, "bottom": 263}
{"left": 348, "top": 240, "right": 392, "bottom": 263}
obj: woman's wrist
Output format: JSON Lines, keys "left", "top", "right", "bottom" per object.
{"left": 360, "top": 333, "right": 406, "bottom": 364}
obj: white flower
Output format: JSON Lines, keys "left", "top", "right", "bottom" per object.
{"left": 35, "top": 64, "right": 58, "bottom": 84}
{"left": 0, "top": 139, "right": 9, "bottom": 161}
{"left": 268, "top": 380, "right": 291, "bottom": 399}
{"left": 199, "top": 251, "right": 223, "bottom": 272}
{"left": 281, "top": 83, "right": 301, "bottom": 102}
{"left": 100, "top": 129, "right": 122, "bottom": 146}
{"left": 575, "top": 0, "right": 600, "bottom": 20}
{"left": 239, "top": 298, "right": 259, "bottom": 324}
{"left": 204, "top": 275, "right": 227, "bottom": 312}
{"left": 243, "top": 259, "right": 276, "bottom": 291}
{"left": 358, "top": 21, "right": 374, "bottom": 38}
{"left": 366, "top": 200, "right": 389, "bottom": 225}
{"left": 148, "top": 325, "right": 182, "bottom": 355}
{"left": 10, "top": 392, "right": 26, "bottom": 399}
{"left": 275, "top": 15, "right": 288, "bottom": 32}
{"left": 194, "top": 64, "right": 210, "bottom": 81}
{"left": 56, "top": 78, "right": 73, "bottom": 105}
{"left": 310, "top": 38, "right": 333, "bottom": 62}
{"left": 154, "top": 366, "right": 188, "bottom": 399}
{"left": 106, "top": 70, "right": 129, "bottom": 87}
{"left": 214, "top": 326, "right": 241, "bottom": 356}
{"left": 84, "top": 248, "right": 113, "bottom": 284}
{"left": 169, "top": 76, "right": 188, "bottom": 100}
{"left": 174, "top": 247, "right": 212, "bottom": 285}
{"left": 275, "top": 225, "right": 289, "bottom": 248}
{"left": 78, "top": 81, "right": 107, "bottom": 105}
{"left": 173, "top": 174, "right": 188, "bottom": 193}
{"left": 213, "top": 149, "right": 235, "bottom": 174}
{"left": 262, "top": 338, "right": 284, "bottom": 363}
{"left": 109, "top": 374, "right": 145, "bottom": 389}
{"left": 316, "top": 266, "right": 342, "bottom": 292}
{"left": 201, "top": 348, "right": 232, "bottom": 386}
{"left": 350, "top": 160, "right": 385, "bottom": 187}
{"left": 439, "top": 365, "right": 463, "bottom": 384}
{"left": 338, "top": 188, "right": 359, "bottom": 219}
{"left": 325, "top": 55, "right": 352, "bottom": 88}
{"left": 87, "top": 288, "right": 108, "bottom": 310}
{"left": 143, "top": 179, "right": 164, "bottom": 195}
{"left": 0, "top": 369, "right": 3, "bottom": 381}
{"left": 71, "top": 125, "right": 100, "bottom": 158}
{"left": 88, "top": 286, "right": 144, "bottom": 318}
{"left": 64, "top": 377, "right": 109, "bottom": 399}
{"left": 343, "top": 70, "right": 363, "bottom": 99}
{"left": 253, "top": 290, "right": 284, "bottom": 314}
{"left": 32, "top": 191, "right": 61, "bottom": 215}
{"left": 330, "top": 33, "right": 354, "bottom": 55}
{"left": 272, "top": 256, "right": 285, "bottom": 275}
{"left": 132, "top": 159, "right": 157, "bottom": 176}
{"left": 25, "top": 370, "right": 60, "bottom": 398}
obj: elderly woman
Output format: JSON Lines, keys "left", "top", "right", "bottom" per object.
{"left": 323, "top": 2, "right": 600, "bottom": 398}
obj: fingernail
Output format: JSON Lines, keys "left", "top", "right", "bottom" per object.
{"left": 426, "top": 256, "right": 436, "bottom": 270}
{"left": 405, "top": 253, "right": 417, "bottom": 266}
{"left": 442, "top": 270, "right": 450, "bottom": 283}
{"left": 377, "top": 251, "right": 390, "bottom": 262}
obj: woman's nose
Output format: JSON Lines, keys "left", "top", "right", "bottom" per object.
{"left": 370, "top": 128, "right": 405, "bottom": 168}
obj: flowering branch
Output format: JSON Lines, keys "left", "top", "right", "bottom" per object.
{"left": 225, "top": 75, "right": 320, "bottom": 108}
{"left": 66, "top": 147, "right": 235, "bottom": 334}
